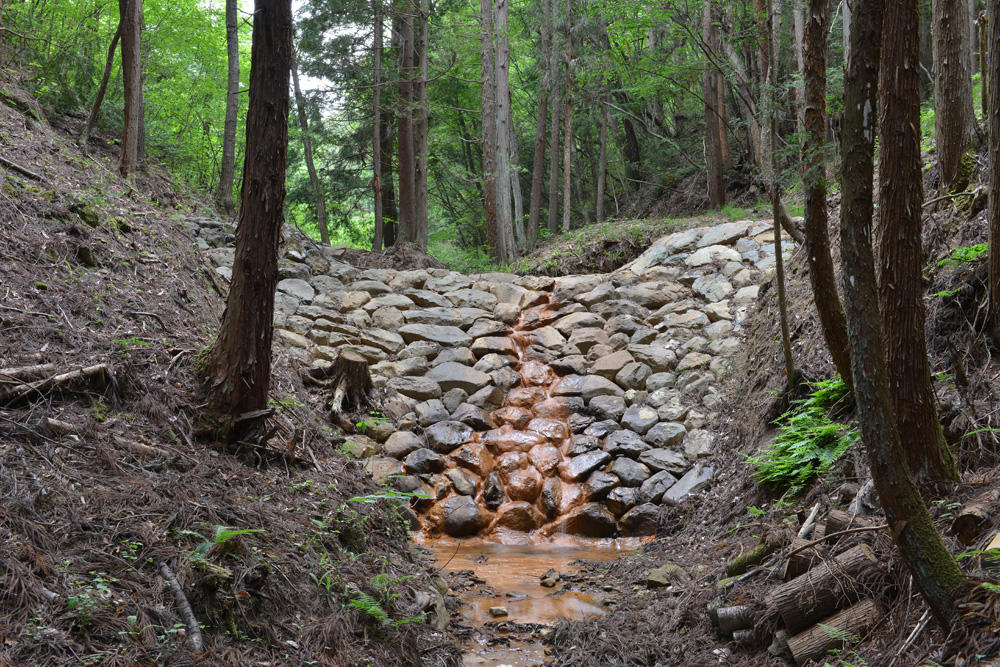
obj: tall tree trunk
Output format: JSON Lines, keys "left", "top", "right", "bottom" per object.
{"left": 510, "top": 110, "right": 525, "bottom": 249}
{"left": 560, "top": 0, "right": 572, "bottom": 233}
{"left": 717, "top": 65, "right": 731, "bottom": 165}
{"left": 381, "top": 108, "right": 398, "bottom": 247}
{"left": 933, "top": 0, "right": 975, "bottom": 188}
{"left": 840, "top": 0, "right": 964, "bottom": 629}
{"left": 372, "top": 0, "right": 385, "bottom": 251}
{"left": 989, "top": 0, "right": 1000, "bottom": 343}
{"left": 80, "top": 20, "right": 122, "bottom": 151}
{"left": 546, "top": 0, "right": 562, "bottom": 235}
{"left": 526, "top": 0, "right": 550, "bottom": 247}
{"left": 767, "top": 0, "right": 797, "bottom": 389}
{"left": 979, "top": 10, "right": 988, "bottom": 121}
{"left": 703, "top": 0, "right": 725, "bottom": 209}
{"left": 291, "top": 53, "right": 329, "bottom": 245}
{"left": 413, "top": 0, "right": 429, "bottom": 249}
{"left": 803, "top": 0, "right": 852, "bottom": 389}
{"left": 204, "top": 0, "right": 292, "bottom": 443}
{"left": 493, "top": 0, "right": 515, "bottom": 261}
{"left": 792, "top": 0, "right": 805, "bottom": 133}
{"left": 118, "top": 0, "right": 142, "bottom": 178}
{"left": 395, "top": 1, "right": 416, "bottom": 242}
{"left": 596, "top": 101, "right": 607, "bottom": 222}
{"left": 879, "top": 0, "right": 959, "bottom": 484}
{"left": 481, "top": 0, "right": 499, "bottom": 256}
{"left": 842, "top": 0, "right": 851, "bottom": 64}
{"left": 215, "top": 0, "right": 239, "bottom": 213}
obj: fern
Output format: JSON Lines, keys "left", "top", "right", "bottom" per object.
{"left": 750, "top": 377, "right": 859, "bottom": 494}
{"left": 346, "top": 584, "right": 392, "bottom": 625}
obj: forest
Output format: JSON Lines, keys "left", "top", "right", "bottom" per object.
{"left": 4, "top": 0, "right": 1000, "bottom": 665}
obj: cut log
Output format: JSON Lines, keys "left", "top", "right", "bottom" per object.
{"left": 326, "top": 350, "right": 372, "bottom": 415}
{"left": 0, "top": 364, "right": 111, "bottom": 405}
{"left": 0, "top": 363, "right": 56, "bottom": 383}
{"left": 787, "top": 598, "right": 877, "bottom": 665}
{"left": 784, "top": 523, "right": 826, "bottom": 580}
{"left": 826, "top": 508, "right": 878, "bottom": 536}
{"left": 765, "top": 544, "right": 881, "bottom": 634}
{"left": 716, "top": 605, "right": 754, "bottom": 634}
{"left": 951, "top": 489, "right": 1000, "bottom": 545}
{"left": 727, "top": 536, "right": 786, "bottom": 576}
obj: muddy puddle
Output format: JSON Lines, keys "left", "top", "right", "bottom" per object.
{"left": 418, "top": 534, "right": 646, "bottom": 665}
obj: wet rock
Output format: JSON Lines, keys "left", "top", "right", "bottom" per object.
{"left": 621, "top": 503, "right": 660, "bottom": 536}
{"left": 489, "top": 606, "right": 509, "bottom": 618}
{"left": 383, "top": 431, "right": 423, "bottom": 459}
{"left": 584, "top": 470, "right": 619, "bottom": 500}
{"left": 540, "top": 478, "right": 562, "bottom": 518}
{"left": 403, "top": 448, "right": 445, "bottom": 474}
{"left": 507, "top": 386, "right": 547, "bottom": 406}
{"left": 639, "top": 470, "right": 678, "bottom": 504}
{"left": 426, "top": 362, "right": 492, "bottom": 395}
{"left": 683, "top": 429, "right": 715, "bottom": 459}
{"left": 558, "top": 503, "right": 618, "bottom": 538}
{"left": 645, "top": 422, "right": 687, "bottom": 448}
{"left": 589, "top": 395, "right": 627, "bottom": 421}
{"left": 610, "top": 457, "right": 651, "bottom": 486}
{"left": 496, "top": 501, "right": 544, "bottom": 532}
{"left": 551, "top": 375, "right": 585, "bottom": 396}
{"left": 453, "top": 443, "right": 494, "bottom": 477}
{"left": 605, "top": 486, "right": 641, "bottom": 516}
{"left": 398, "top": 323, "right": 472, "bottom": 347}
{"left": 662, "top": 464, "right": 715, "bottom": 505}
{"left": 446, "top": 468, "right": 479, "bottom": 496}
{"left": 442, "top": 495, "right": 488, "bottom": 537}
{"left": 639, "top": 448, "right": 688, "bottom": 474}
{"left": 559, "top": 450, "right": 611, "bottom": 481}
{"left": 467, "top": 385, "right": 506, "bottom": 410}
{"left": 620, "top": 405, "right": 659, "bottom": 435}
{"left": 387, "top": 376, "right": 442, "bottom": 400}
{"left": 568, "top": 412, "right": 595, "bottom": 433}
{"left": 484, "top": 427, "right": 547, "bottom": 453}
{"left": 528, "top": 444, "right": 562, "bottom": 476}
{"left": 424, "top": 421, "right": 473, "bottom": 453}
{"left": 584, "top": 419, "right": 621, "bottom": 438}
{"left": 536, "top": 396, "right": 581, "bottom": 417}
{"left": 603, "top": 429, "right": 650, "bottom": 457}
{"left": 580, "top": 374, "right": 625, "bottom": 400}
{"left": 393, "top": 474, "right": 423, "bottom": 493}
{"left": 451, "top": 403, "right": 494, "bottom": 430}
{"left": 442, "top": 388, "right": 469, "bottom": 413}
{"left": 494, "top": 406, "right": 533, "bottom": 429}
{"left": 490, "top": 367, "right": 521, "bottom": 391}
{"left": 414, "top": 399, "right": 450, "bottom": 427}
{"left": 567, "top": 434, "right": 601, "bottom": 456}
{"left": 506, "top": 467, "right": 542, "bottom": 502}
{"left": 526, "top": 417, "right": 570, "bottom": 441}
{"left": 482, "top": 472, "right": 505, "bottom": 509}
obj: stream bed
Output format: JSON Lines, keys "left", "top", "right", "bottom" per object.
{"left": 418, "top": 535, "right": 646, "bottom": 665}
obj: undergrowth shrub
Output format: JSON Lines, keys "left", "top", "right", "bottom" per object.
{"left": 749, "top": 377, "right": 858, "bottom": 494}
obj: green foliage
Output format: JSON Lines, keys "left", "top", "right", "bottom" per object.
{"left": 345, "top": 574, "right": 423, "bottom": 628}
{"left": 937, "top": 243, "right": 988, "bottom": 267}
{"left": 179, "top": 525, "right": 266, "bottom": 563}
{"left": 67, "top": 572, "right": 118, "bottom": 627}
{"left": 749, "top": 377, "right": 859, "bottom": 494}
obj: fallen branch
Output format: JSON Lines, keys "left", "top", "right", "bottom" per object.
{"left": 114, "top": 436, "right": 170, "bottom": 460}
{"left": 727, "top": 537, "right": 785, "bottom": 576}
{"left": 0, "top": 363, "right": 112, "bottom": 405}
{"left": 157, "top": 560, "right": 203, "bottom": 652}
{"left": 0, "top": 154, "right": 42, "bottom": 180}
{"left": 0, "top": 362, "right": 56, "bottom": 383}
{"left": 922, "top": 189, "right": 978, "bottom": 208}
{"left": 785, "top": 524, "right": 889, "bottom": 560}
{"left": 126, "top": 310, "right": 168, "bottom": 330}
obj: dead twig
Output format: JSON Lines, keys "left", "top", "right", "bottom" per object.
{"left": 157, "top": 560, "right": 203, "bottom": 652}
{"left": 0, "top": 154, "right": 42, "bottom": 180}
{"left": 0, "top": 363, "right": 112, "bottom": 405}
{"left": 786, "top": 524, "right": 889, "bottom": 559}
{"left": 126, "top": 310, "right": 168, "bottom": 330}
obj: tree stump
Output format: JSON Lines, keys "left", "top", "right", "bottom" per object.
{"left": 951, "top": 489, "right": 1000, "bottom": 545}
{"left": 787, "top": 598, "right": 876, "bottom": 665}
{"left": 784, "top": 524, "right": 826, "bottom": 580}
{"left": 326, "top": 350, "right": 372, "bottom": 416}
{"left": 765, "top": 544, "right": 881, "bottom": 634}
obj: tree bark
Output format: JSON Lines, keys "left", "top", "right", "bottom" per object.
{"left": 395, "top": 0, "right": 417, "bottom": 242}
{"left": 879, "top": 0, "right": 958, "bottom": 484}
{"left": 803, "top": 0, "right": 852, "bottom": 390}
{"left": 372, "top": 0, "right": 385, "bottom": 251}
{"left": 980, "top": 10, "right": 988, "bottom": 121}
{"left": 703, "top": 0, "right": 725, "bottom": 209}
{"left": 787, "top": 599, "right": 877, "bottom": 666}
{"left": 792, "top": 0, "right": 805, "bottom": 133}
{"left": 480, "top": 0, "right": 499, "bottom": 256}
{"left": 493, "top": 0, "right": 516, "bottom": 261}
{"left": 291, "top": 52, "right": 329, "bottom": 245}
{"left": 80, "top": 19, "right": 122, "bottom": 151}
{"left": 413, "top": 0, "right": 429, "bottom": 249}
{"left": 204, "top": 0, "right": 292, "bottom": 443}
{"left": 560, "top": 0, "right": 572, "bottom": 233}
{"left": 118, "top": 0, "right": 142, "bottom": 178}
{"left": 381, "top": 107, "right": 398, "bottom": 247}
{"left": 546, "top": 0, "right": 562, "bottom": 235}
{"left": 215, "top": 0, "right": 239, "bottom": 213}
{"left": 990, "top": 1, "right": 1000, "bottom": 344}
{"left": 526, "top": 0, "right": 550, "bottom": 247}
{"left": 932, "top": 0, "right": 974, "bottom": 189}
{"left": 596, "top": 100, "right": 607, "bottom": 222}
{"left": 840, "top": 0, "right": 965, "bottom": 629}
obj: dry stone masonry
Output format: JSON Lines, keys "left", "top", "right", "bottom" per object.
{"left": 190, "top": 216, "right": 790, "bottom": 539}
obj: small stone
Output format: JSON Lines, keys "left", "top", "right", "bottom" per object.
{"left": 605, "top": 486, "right": 640, "bottom": 516}
{"left": 559, "top": 450, "right": 611, "bottom": 481}
{"left": 424, "top": 421, "right": 473, "bottom": 453}
{"left": 645, "top": 422, "right": 687, "bottom": 448}
{"left": 446, "top": 468, "right": 479, "bottom": 496}
{"left": 639, "top": 448, "right": 688, "bottom": 474}
{"left": 590, "top": 350, "right": 635, "bottom": 379}
{"left": 442, "top": 495, "right": 488, "bottom": 537}
{"left": 639, "top": 470, "right": 678, "bottom": 504}
{"left": 427, "top": 362, "right": 492, "bottom": 395}
{"left": 451, "top": 403, "right": 494, "bottom": 430}
{"left": 442, "top": 387, "right": 469, "bottom": 413}
{"left": 683, "top": 429, "right": 715, "bottom": 459}
{"left": 383, "top": 431, "right": 423, "bottom": 458}
{"left": 414, "top": 399, "right": 450, "bottom": 427}
{"left": 620, "top": 405, "right": 659, "bottom": 435}
{"left": 662, "top": 464, "right": 715, "bottom": 505}
{"left": 589, "top": 394, "right": 627, "bottom": 421}
{"left": 603, "top": 429, "right": 650, "bottom": 457}
{"left": 610, "top": 457, "right": 651, "bottom": 486}
{"left": 646, "top": 563, "right": 690, "bottom": 588}
{"left": 489, "top": 606, "right": 509, "bottom": 618}
{"left": 584, "top": 470, "right": 620, "bottom": 500}
{"left": 387, "top": 376, "right": 442, "bottom": 401}
{"left": 403, "top": 448, "right": 445, "bottom": 474}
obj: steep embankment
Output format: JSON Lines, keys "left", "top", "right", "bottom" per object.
{"left": 0, "top": 88, "right": 460, "bottom": 665}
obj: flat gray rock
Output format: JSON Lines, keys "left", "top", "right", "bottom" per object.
{"left": 403, "top": 448, "right": 445, "bottom": 474}
{"left": 424, "top": 420, "right": 474, "bottom": 453}
{"left": 589, "top": 394, "right": 627, "bottom": 421}
{"left": 604, "top": 429, "right": 650, "bottom": 457}
{"left": 645, "top": 422, "right": 687, "bottom": 448}
{"left": 610, "top": 457, "right": 651, "bottom": 486}
{"left": 662, "top": 464, "right": 715, "bottom": 505}
{"left": 277, "top": 278, "right": 315, "bottom": 303}
{"left": 398, "top": 323, "right": 472, "bottom": 347}
{"left": 697, "top": 221, "right": 751, "bottom": 248}
{"left": 387, "top": 376, "right": 442, "bottom": 400}
{"left": 639, "top": 448, "right": 688, "bottom": 474}
{"left": 382, "top": 431, "right": 423, "bottom": 459}
{"left": 559, "top": 450, "right": 611, "bottom": 481}
{"left": 621, "top": 405, "right": 659, "bottom": 434}
{"left": 580, "top": 374, "right": 625, "bottom": 400}
{"left": 639, "top": 470, "right": 678, "bottom": 504}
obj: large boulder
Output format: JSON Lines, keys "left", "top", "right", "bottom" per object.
{"left": 557, "top": 503, "right": 617, "bottom": 538}
{"left": 424, "top": 421, "right": 474, "bottom": 453}
{"left": 495, "top": 501, "right": 544, "bottom": 532}
{"left": 404, "top": 448, "right": 445, "bottom": 474}
{"left": 442, "top": 496, "right": 488, "bottom": 537}
{"left": 383, "top": 431, "right": 423, "bottom": 459}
